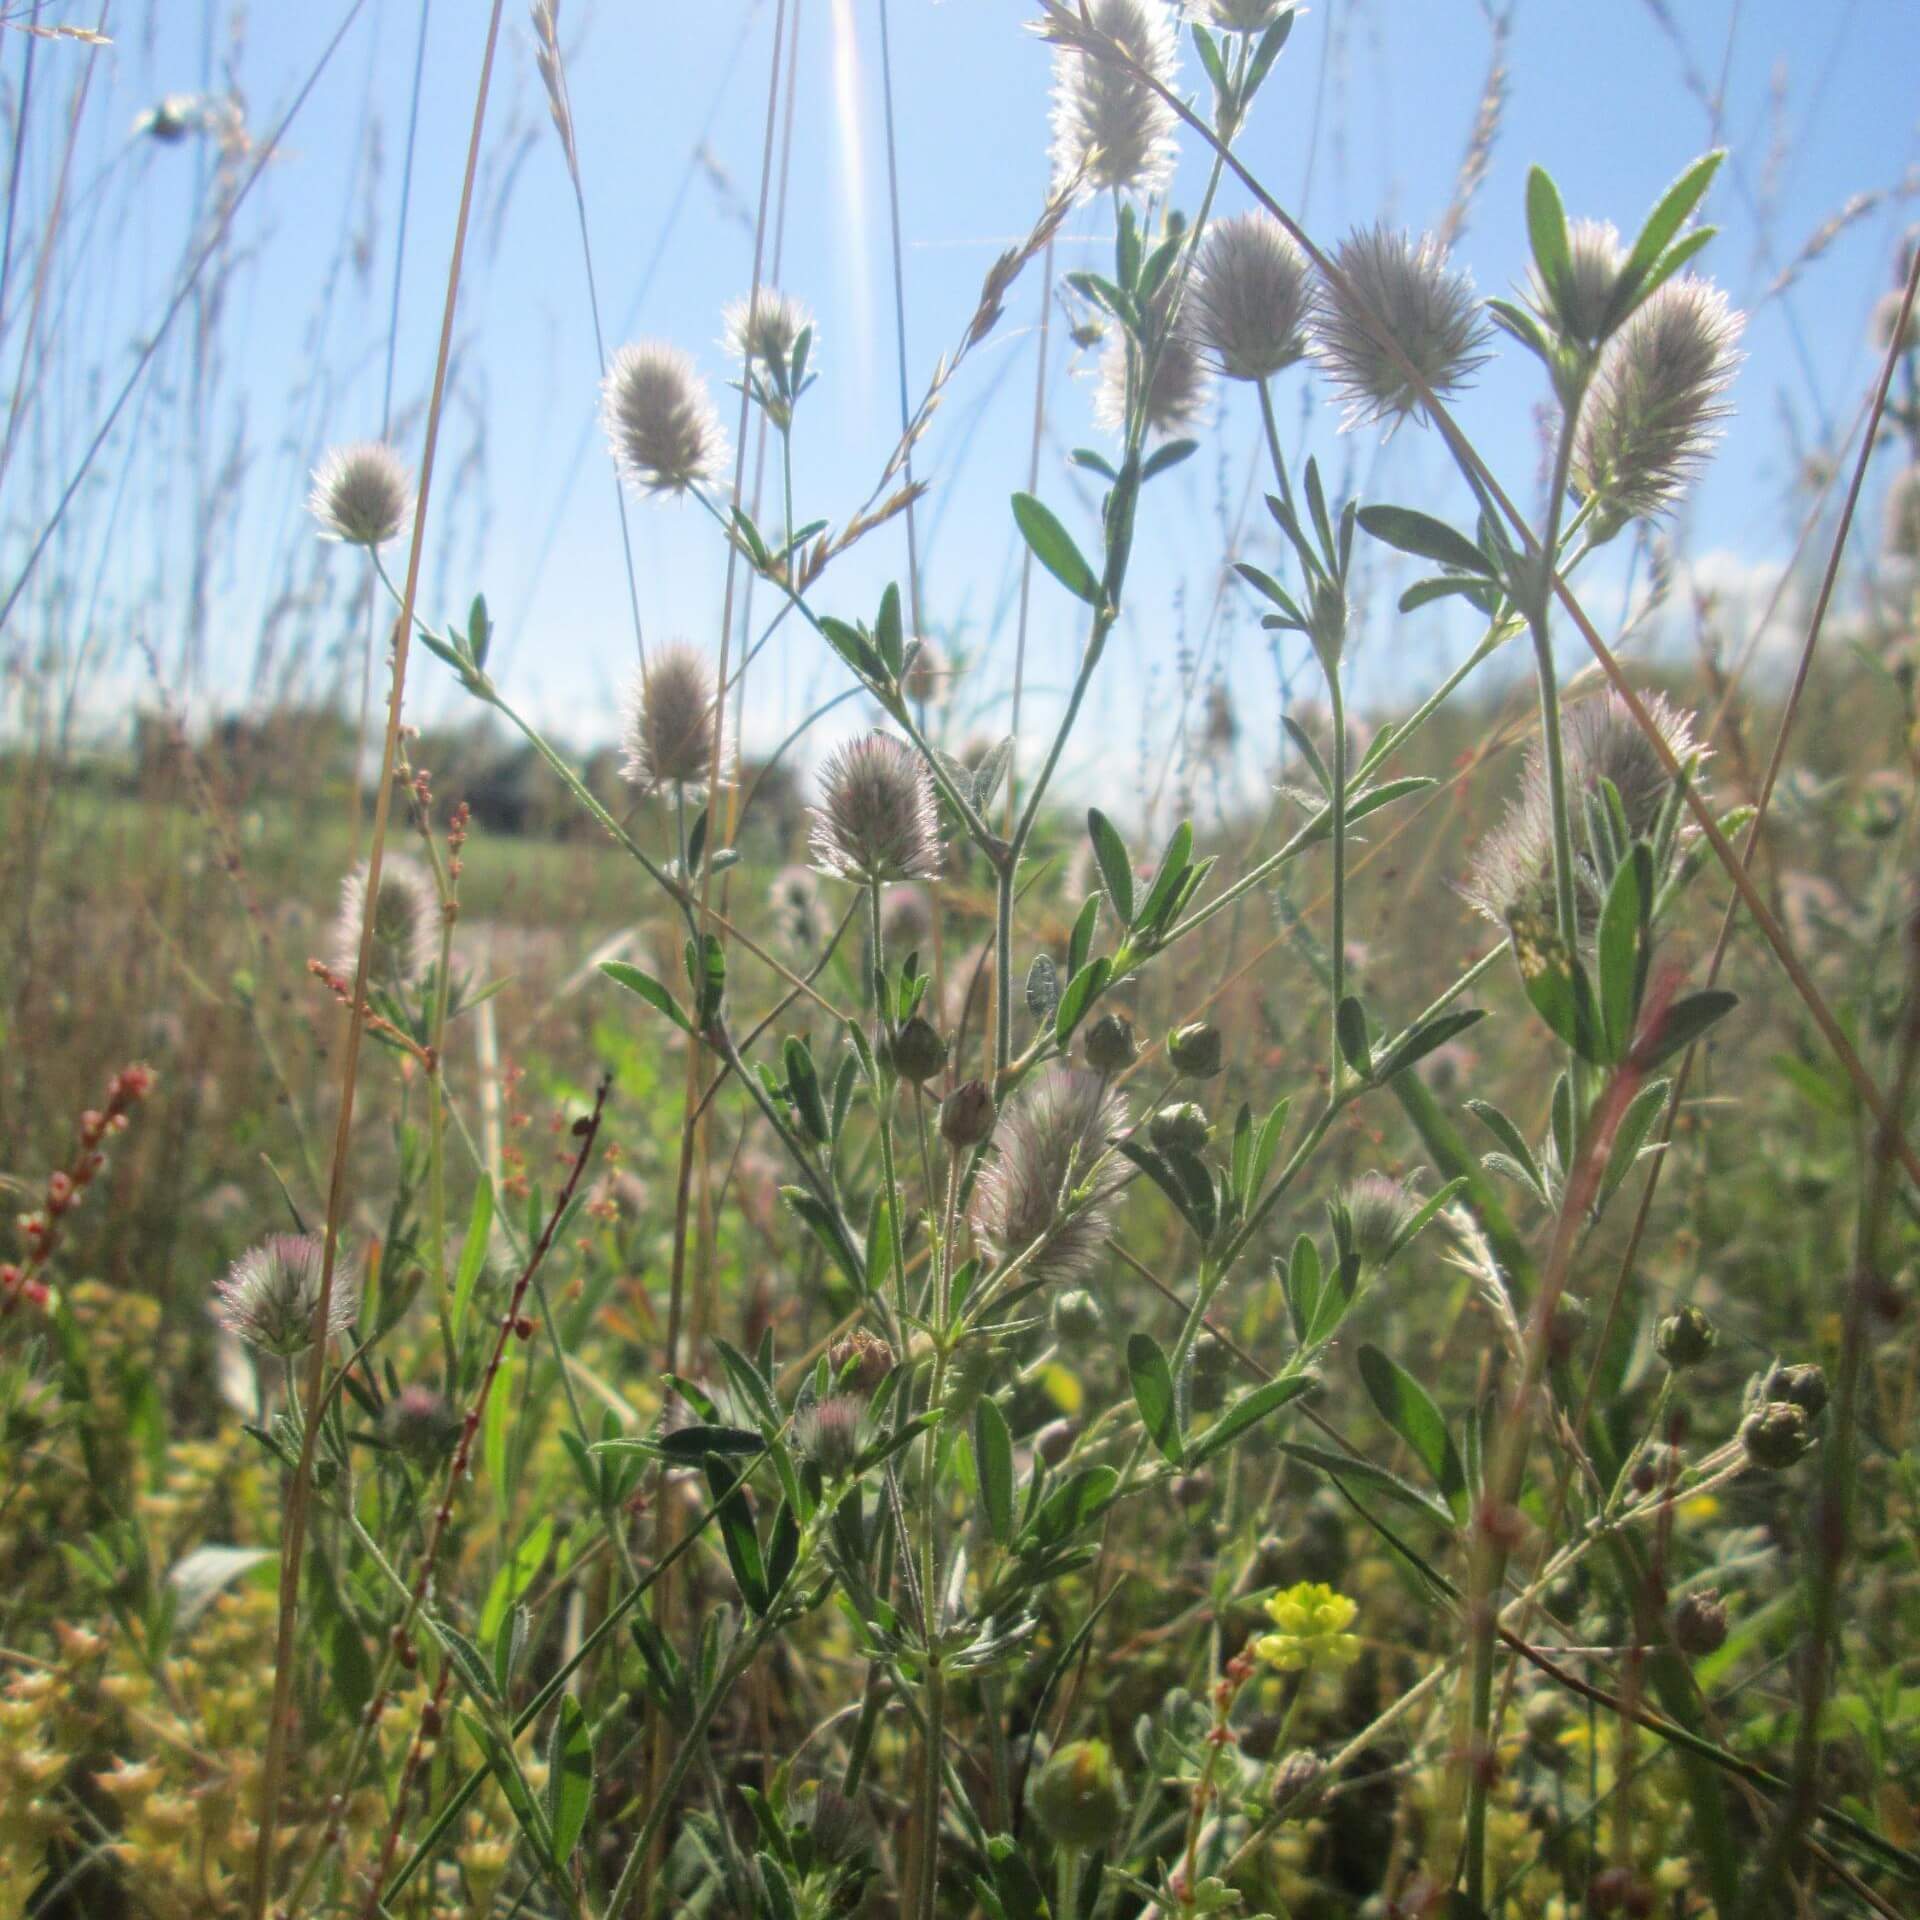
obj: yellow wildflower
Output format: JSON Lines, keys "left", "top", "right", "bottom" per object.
{"left": 1255, "top": 1581, "right": 1362, "bottom": 1673}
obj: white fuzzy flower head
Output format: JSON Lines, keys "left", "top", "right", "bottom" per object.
{"left": 1185, "top": 0, "right": 1292, "bottom": 30}
{"left": 333, "top": 853, "right": 439, "bottom": 986}
{"left": 770, "top": 864, "right": 829, "bottom": 952}
{"left": 969, "top": 1067, "right": 1129, "bottom": 1289}
{"left": 308, "top": 442, "right": 413, "bottom": 547}
{"left": 808, "top": 732, "right": 942, "bottom": 884}
{"left": 1048, "top": 0, "right": 1181, "bottom": 201}
{"left": 1870, "top": 289, "right": 1919, "bottom": 357}
{"left": 1463, "top": 691, "right": 1704, "bottom": 928}
{"left": 1343, "top": 1172, "right": 1423, "bottom": 1266}
{"left": 1572, "top": 276, "right": 1743, "bottom": 530}
{"left": 213, "top": 1233, "right": 359, "bottom": 1358}
{"left": 1311, "top": 226, "right": 1491, "bottom": 429}
{"left": 1093, "top": 287, "right": 1212, "bottom": 439}
{"left": 1189, "top": 211, "right": 1312, "bottom": 381}
{"left": 724, "top": 287, "right": 814, "bottom": 376}
{"left": 620, "top": 642, "right": 725, "bottom": 797}
{"left": 1885, "top": 466, "right": 1920, "bottom": 564}
{"left": 602, "top": 341, "right": 728, "bottom": 497}
{"left": 1528, "top": 217, "right": 1627, "bottom": 350}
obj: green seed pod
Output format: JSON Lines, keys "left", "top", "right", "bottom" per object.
{"left": 1149, "top": 1101, "right": 1211, "bottom": 1155}
{"left": 1029, "top": 1739, "right": 1128, "bottom": 1851}
{"left": 1655, "top": 1304, "right": 1716, "bottom": 1371}
{"left": 1761, "top": 1361, "right": 1828, "bottom": 1421}
{"left": 1168, "top": 1021, "right": 1224, "bottom": 1080}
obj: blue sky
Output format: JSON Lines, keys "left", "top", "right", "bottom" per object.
{"left": 14, "top": 0, "right": 1920, "bottom": 812}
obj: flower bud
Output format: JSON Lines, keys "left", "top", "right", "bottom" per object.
{"left": 1269, "top": 1749, "right": 1328, "bottom": 1814}
{"left": 1655, "top": 1304, "right": 1716, "bottom": 1371}
{"left": 1168, "top": 1021, "right": 1223, "bottom": 1079}
{"left": 1672, "top": 1588, "right": 1729, "bottom": 1658}
{"left": 1171, "top": 1471, "right": 1212, "bottom": 1510}
{"left": 1149, "top": 1101, "right": 1211, "bottom": 1154}
{"left": 1034, "top": 1418, "right": 1077, "bottom": 1467}
{"left": 888, "top": 1015, "right": 948, "bottom": 1086}
{"left": 1740, "top": 1400, "right": 1811, "bottom": 1471}
{"left": 1052, "top": 1288, "right": 1104, "bottom": 1344}
{"left": 795, "top": 1395, "right": 867, "bottom": 1476}
{"left": 1548, "top": 1293, "right": 1589, "bottom": 1362}
{"left": 1628, "top": 1441, "right": 1682, "bottom": 1497}
{"left": 940, "top": 1079, "right": 996, "bottom": 1149}
{"left": 1084, "top": 1012, "right": 1137, "bottom": 1077}
{"left": 1761, "top": 1361, "right": 1828, "bottom": 1421}
{"left": 1029, "top": 1739, "right": 1128, "bottom": 1851}
{"left": 384, "top": 1385, "right": 462, "bottom": 1465}
{"left": 827, "top": 1329, "right": 894, "bottom": 1397}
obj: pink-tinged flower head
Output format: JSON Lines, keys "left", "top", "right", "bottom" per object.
{"left": 969, "top": 1066, "right": 1129, "bottom": 1288}
{"left": 602, "top": 341, "right": 728, "bottom": 497}
{"left": 213, "top": 1233, "right": 359, "bottom": 1358}
{"left": 808, "top": 732, "right": 942, "bottom": 884}
{"left": 620, "top": 642, "right": 726, "bottom": 796}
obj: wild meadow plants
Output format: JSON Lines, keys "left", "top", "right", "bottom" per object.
{"left": 3, "top": 4, "right": 1920, "bottom": 1918}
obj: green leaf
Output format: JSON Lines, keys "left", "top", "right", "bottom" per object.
{"left": 1284, "top": 1234, "right": 1321, "bottom": 1345}
{"left": 545, "top": 1695, "right": 594, "bottom": 1868}
{"left": 1134, "top": 820, "right": 1194, "bottom": 934}
{"left": 1597, "top": 842, "right": 1653, "bottom": 1063}
{"left": 1087, "top": 809, "right": 1135, "bottom": 925}
{"left": 1357, "top": 1346, "right": 1467, "bottom": 1523}
{"left": 1274, "top": 1439, "right": 1457, "bottom": 1528}
{"left": 975, "top": 1396, "right": 1015, "bottom": 1546}
{"left": 1189, "top": 1372, "right": 1314, "bottom": 1466}
{"left": 706, "top": 1458, "right": 769, "bottom": 1614}
{"left": 780, "top": 1188, "right": 865, "bottom": 1296}
{"left": 329, "top": 1615, "right": 374, "bottom": 1720}
{"left": 1023, "top": 1465, "right": 1118, "bottom": 1549}
{"left": 1067, "top": 893, "right": 1100, "bottom": 979}
{"left": 1373, "top": 1007, "right": 1486, "bottom": 1083}
{"left": 1356, "top": 504, "right": 1494, "bottom": 578}
{"left": 1615, "top": 150, "right": 1724, "bottom": 320}
{"left": 655, "top": 1422, "right": 767, "bottom": 1462}
{"left": 875, "top": 582, "right": 905, "bottom": 676}
{"left": 1509, "top": 910, "right": 1602, "bottom": 1062}
{"left": 1336, "top": 996, "right": 1373, "bottom": 1077}
{"left": 600, "top": 961, "right": 691, "bottom": 1032}
{"left": 1113, "top": 1139, "right": 1205, "bottom": 1241}
{"left": 1637, "top": 988, "right": 1737, "bottom": 1070}
{"left": 1126, "top": 1334, "right": 1181, "bottom": 1465}
{"left": 479, "top": 1515, "right": 552, "bottom": 1647}
{"left": 1599, "top": 1076, "right": 1672, "bottom": 1212}
{"left": 439, "top": 1623, "right": 500, "bottom": 1705}
{"left": 1525, "top": 164, "right": 1572, "bottom": 314}
{"left": 1467, "top": 1100, "right": 1548, "bottom": 1203}
{"left": 451, "top": 1175, "right": 494, "bottom": 1339}
{"left": 1141, "top": 437, "right": 1198, "bottom": 481}
{"left": 1011, "top": 492, "right": 1100, "bottom": 605}
{"left": 1025, "top": 952, "right": 1059, "bottom": 1023}
{"left": 783, "top": 1036, "right": 830, "bottom": 1145}
{"left": 1053, "top": 955, "right": 1111, "bottom": 1046}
